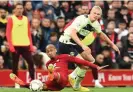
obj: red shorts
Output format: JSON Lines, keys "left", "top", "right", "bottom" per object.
{"left": 45, "top": 73, "right": 68, "bottom": 91}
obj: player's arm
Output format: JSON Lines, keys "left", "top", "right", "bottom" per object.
{"left": 70, "top": 29, "right": 88, "bottom": 50}
{"left": 66, "top": 55, "right": 98, "bottom": 69}
{"left": 27, "top": 19, "right": 34, "bottom": 52}
{"left": 98, "top": 32, "right": 120, "bottom": 54}
{"left": 6, "top": 17, "right": 15, "bottom": 52}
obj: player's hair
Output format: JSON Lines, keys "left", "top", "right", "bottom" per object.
{"left": 46, "top": 44, "right": 56, "bottom": 50}
{"left": 92, "top": 6, "right": 102, "bottom": 15}
{"left": 14, "top": 3, "right": 23, "bottom": 9}
{"left": 32, "top": 53, "right": 43, "bottom": 68}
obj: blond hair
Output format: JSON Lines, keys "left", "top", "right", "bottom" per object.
{"left": 92, "top": 6, "right": 102, "bottom": 15}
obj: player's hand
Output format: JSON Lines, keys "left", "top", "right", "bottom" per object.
{"left": 81, "top": 45, "right": 90, "bottom": 51}
{"left": 9, "top": 46, "right": 15, "bottom": 52}
{"left": 30, "top": 46, "right": 36, "bottom": 52}
{"left": 111, "top": 44, "right": 120, "bottom": 55}
{"left": 48, "top": 64, "right": 55, "bottom": 73}
{"left": 97, "top": 65, "right": 109, "bottom": 70}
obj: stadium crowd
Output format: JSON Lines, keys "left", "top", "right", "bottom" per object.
{"left": 0, "top": 0, "right": 133, "bottom": 70}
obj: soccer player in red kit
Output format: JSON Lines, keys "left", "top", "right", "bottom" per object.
{"left": 6, "top": 3, "right": 35, "bottom": 88}
{"left": 10, "top": 44, "right": 107, "bottom": 91}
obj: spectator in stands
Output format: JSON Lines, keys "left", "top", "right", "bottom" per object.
{"left": 81, "top": 5, "right": 89, "bottom": 14}
{"left": 60, "top": 1, "right": 75, "bottom": 22}
{"left": 0, "top": 28, "right": 12, "bottom": 69}
{"left": 48, "top": 32, "right": 59, "bottom": 53}
{"left": 0, "top": 28, "right": 6, "bottom": 49}
{"left": 51, "top": 0, "right": 65, "bottom": 20}
{"left": 110, "top": 1, "right": 122, "bottom": 11}
{"left": 24, "top": 1, "right": 33, "bottom": 21}
{"left": 95, "top": 53, "right": 112, "bottom": 69}
{"left": 104, "top": 9, "right": 116, "bottom": 29}
{"left": 118, "top": 32, "right": 133, "bottom": 69}
{"left": 114, "top": 19, "right": 128, "bottom": 40}
{"left": 55, "top": 17, "right": 65, "bottom": 38}
{"left": 105, "top": 21, "right": 121, "bottom": 62}
{"left": 106, "top": 21, "right": 120, "bottom": 47}
{"left": 41, "top": 18, "right": 53, "bottom": 52}
{"left": 129, "top": 20, "right": 133, "bottom": 27}
{"left": 50, "top": 20, "right": 56, "bottom": 31}
{"left": 32, "top": 10, "right": 41, "bottom": 20}
{"left": 127, "top": 1, "right": 133, "bottom": 19}
{"left": 102, "top": 46, "right": 117, "bottom": 69}
{"left": 18, "top": 57, "right": 27, "bottom": 70}
{"left": 0, "top": 8, "right": 7, "bottom": 29}
{"left": 0, "top": 1, "right": 12, "bottom": 14}
{"left": 31, "top": 18, "right": 42, "bottom": 50}
{"left": 121, "top": 27, "right": 133, "bottom": 48}
{"left": 32, "top": 1, "right": 42, "bottom": 10}
{"left": 0, "top": 55, "right": 5, "bottom": 69}
{"left": 95, "top": 54, "right": 105, "bottom": 66}
{"left": 116, "top": 6, "right": 131, "bottom": 27}
{"left": 76, "top": 7, "right": 83, "bottom": 16}
{"left": 36, "top": 0, "right": 54, "bottom": 20}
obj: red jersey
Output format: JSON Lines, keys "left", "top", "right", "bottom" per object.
{"left": 46, "top": 54, "right": 98, "bottom": 77}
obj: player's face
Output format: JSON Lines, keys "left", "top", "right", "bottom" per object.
{"left": 15, "top": 5, "right": 24, "bottom": 16}
{"left": 46, "top": 47, "right": 57, "bottom": 58}
{"left": 90, "top": 8, "right": 101, "bottom": 22}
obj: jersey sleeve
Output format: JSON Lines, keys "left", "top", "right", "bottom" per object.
{"left": 94, "top": 21, "right": 102, "bottom": 33}
{"left": 6, "top": 17, "right": 14, "bottom": 48}
{"left": 65, "top": 55, "right": 98, "bottom": 68}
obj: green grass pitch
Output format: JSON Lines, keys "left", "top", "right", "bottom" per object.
{"left": 0, "top": 87, "right": 133, "bottom": 92}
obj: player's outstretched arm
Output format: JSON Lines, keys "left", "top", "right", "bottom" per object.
{"left": 98, "top": 32, "right": 120, "bottom": 55}
{"left": 66, "top": 55, "right": 98, "bottom": 69}
{"left": 70, "top": 29, "right": 89, "bottom": 51}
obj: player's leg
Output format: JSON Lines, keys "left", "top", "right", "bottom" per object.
{"left": 9, "top": 73, "right": 26, "bottom": 86}
{"left": 11, "top": 51, "right": 20, "bottom": 77}
{"left": 69, "top": 54, "right": 89, "bottom": 91}
{"left": 81, "top": 50, "right": 103, "bottom": 88}
{"left": 20, "top": 46, "right": 35, "bottom": 80}
{"left": 44, "top": 67, "right": 65, "bottom": 91}
{"left": 69, "top": 45, "right": 87, "bottom": 87}
{"left": 11, "top": 48, "right": 20, "bottom": 88}
{"left": 59, "top": 43, "right": 89, "bottom": 91}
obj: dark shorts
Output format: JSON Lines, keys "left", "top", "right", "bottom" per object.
{"left": 59, "top": 42, "right": 84, "bottom": 56}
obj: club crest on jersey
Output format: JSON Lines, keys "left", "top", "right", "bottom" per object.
{"left": 70, "top": 52, "right": 75, "bottom": 56}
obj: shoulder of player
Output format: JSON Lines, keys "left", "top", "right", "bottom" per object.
{"left": 93, "top": 20, "right": 101, "bottom": 28}
{"left": 56, "top": 54, "right": 70, "bottom": 59}
{"left": 76, "top": 15, "right": 87, "bottom": 20}
{"left": 46, "top": 59, "right": 53, "bottom": 66}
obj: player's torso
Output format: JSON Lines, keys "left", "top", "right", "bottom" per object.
{"left": 48, "top": 56, "right": 68, "bottom": 74}
{"left": 59, "top": 15, "right": 97, "bottom": 45}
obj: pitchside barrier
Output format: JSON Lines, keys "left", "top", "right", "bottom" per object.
{"left": 0, "top": 69, "right": 133, "bottom": 87}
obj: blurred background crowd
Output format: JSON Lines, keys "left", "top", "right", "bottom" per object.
{"left": 0, "top": 0, "right": 133, "bottom": 70}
